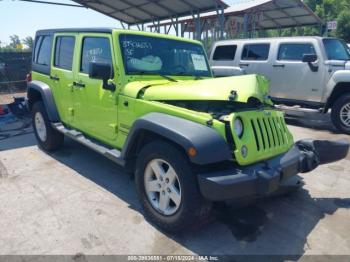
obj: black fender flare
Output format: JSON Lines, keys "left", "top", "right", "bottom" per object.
{"left": 27, "top": 80, "right": 60, "bottom": 122}
{"left": 121, "top": 113, "right": 232, "bottom": 165}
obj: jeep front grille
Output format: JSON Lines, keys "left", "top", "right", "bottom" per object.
{"left": 250, "top": 116, "right": 290, "bottom": 152}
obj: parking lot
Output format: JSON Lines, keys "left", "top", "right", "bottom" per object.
{"left": 0, "top": 109, "right": 349, "bottom": 257}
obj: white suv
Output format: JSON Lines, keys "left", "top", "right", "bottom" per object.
{"left": 209, "top": 37, "right": 350, "bottom": 134}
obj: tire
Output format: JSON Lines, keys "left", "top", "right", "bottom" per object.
{"left": 32, "top": 101, "right": 64, "bottom": 151}
{"left": 331, "top": 94, "right": 350, "bottom": 135}
{"left": 135, "top": 140, "right": 211, "bottom": 232}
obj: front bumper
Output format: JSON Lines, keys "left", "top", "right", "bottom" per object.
{"left": 197, "top": 139, "right": 349, "bottom": 201}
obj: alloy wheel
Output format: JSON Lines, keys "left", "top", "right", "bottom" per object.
{"left": 34, "top": 112, "right": 47, "bottom": 142}
{"left": 340, "top": 102, "right": 350, "bottom": 127}
{"left": 144, "top": 159, "right": 182, "bottom": 216}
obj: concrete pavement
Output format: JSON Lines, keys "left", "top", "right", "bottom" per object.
{"left": 0, "top": 115, "right": 349, "bottom": 256}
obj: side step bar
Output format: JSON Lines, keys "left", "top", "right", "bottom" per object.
{"left": 52, "top": 123, "right": 125, "bottom": 166}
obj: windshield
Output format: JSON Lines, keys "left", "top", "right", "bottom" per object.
{"left": 323, "top": 38, "right": 350, "bottom": 60}
{"left": 119, "top": 34, "right": 212, "bottom": 77}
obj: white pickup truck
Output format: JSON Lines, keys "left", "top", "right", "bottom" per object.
{"left": 209, "top": 37, "right": 350, "bottom": 134}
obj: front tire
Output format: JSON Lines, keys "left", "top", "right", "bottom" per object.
{"left": 331, "top": 94, "right": 350, "bottom": 135}
{"left": 32, "top": 101, "right": 64, "bottom": 151}
{"left": 135, "top": 140, "right": 211, "bottom": 232}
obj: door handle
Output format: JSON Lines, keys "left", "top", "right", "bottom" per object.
{"left": 273, "top": 64, "right": 285, "bottom": 68}
{"left": 73, "top": 81, "right": 85, "bottom": 88}
{"left": 239, "top": 63, "right": 249, "bottom": 67}
{"left": 50, "top": 75, "right": 60, "bottom": 81}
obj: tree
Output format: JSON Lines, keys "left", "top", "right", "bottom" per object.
{"left": 22, "top": 36, "right": 33, "bottom": 50}
{"left": 8, "top": 35, "right": 21, "bottom": 49}
{"left": 336, "top": 10, "right": 350, "bottom": 42}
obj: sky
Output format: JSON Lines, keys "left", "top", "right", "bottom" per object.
{"left": 0, "top": 0, "right": 237, "bottom": 45}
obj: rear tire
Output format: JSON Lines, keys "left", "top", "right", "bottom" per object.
{"left": 32, "top": 101, "right": 64, "bottom": 151}
{"left": 135, "top": 140, "right": 211, "bottom": 232}
{"left": 331, "top": 94, "right": 350, "bottom": 135}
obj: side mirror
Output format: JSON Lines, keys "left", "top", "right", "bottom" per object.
{"left": 302, "top": 54, "right": 318, "bottom": 63}
{"left": 89, "top": 62, "right": 116, "bottom": 91}
{"left": 302, "top": 54, "right": 318, "bottom": 72}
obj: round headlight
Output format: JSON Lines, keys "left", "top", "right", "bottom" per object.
{"left": 234, "top": 117, "right": 244, "bottom": 138}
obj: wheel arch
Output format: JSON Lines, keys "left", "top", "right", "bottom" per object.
{"left": 121, "top": 113, "right": 232, "bottom": 169}
{"left": 324, "top": 82, "right": 350, "bottom": 112}
{"left": 27, "top": 80, "right": 60, "bottom": 122}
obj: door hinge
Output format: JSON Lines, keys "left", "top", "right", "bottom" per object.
{"left": 109, "top": 123, "right": 118, "bottom": 133}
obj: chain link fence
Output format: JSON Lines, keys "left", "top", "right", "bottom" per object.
{"left": 0, "top": 52, "right": 31, "bottom": 95}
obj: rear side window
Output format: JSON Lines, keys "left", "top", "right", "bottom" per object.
{"left": 242, "top": 44, "right": 270, "bottom": 61}
{"left": 80, "top": 37, "right": 112, "bottom": 73}
{"left": 34, "top": 36, "right": 52, "bottom": 66}
{"left": 33, "top": 36, "right": 42, "bottom": 62}
{"left": 54, "top": 36, "right": 75, "bottom": 70}
{"left": 278, "top": 43, "right": 316, "bottom": 61}
{"left": 213, "top": 45, "right": 237, "bottom": 61}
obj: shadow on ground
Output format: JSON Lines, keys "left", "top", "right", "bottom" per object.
{"left": 285, "top": 114, "right": 340, "bottom": 134}
{"left": 44, "top": 138, "right": 349, "bottom": 257}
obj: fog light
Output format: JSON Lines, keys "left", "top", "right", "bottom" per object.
{"left": 241, "top": 145, "right": 248, "bottom": 158}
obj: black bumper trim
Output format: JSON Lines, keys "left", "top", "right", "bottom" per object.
{"left": 197, "top": 139, "right": 349, "bottom": 201}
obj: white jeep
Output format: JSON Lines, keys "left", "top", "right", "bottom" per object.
{"left": 210, "top": 37, "right": 350, "bottom": 134}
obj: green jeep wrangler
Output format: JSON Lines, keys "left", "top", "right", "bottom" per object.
{"left": 27, "top": 28, "right": 349, "bottom": 232}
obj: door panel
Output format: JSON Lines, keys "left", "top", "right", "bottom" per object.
{"left": 73, "top": 34, "right": 118, "bottom": 144}
{"left": 269, "top": 42, "right": 325, "bottom": 102}
{"left": 239, "top": 43, "right": 271, "bottom": 79}
{"left": 50, "top": 34, "right": 77, "bottom": 125}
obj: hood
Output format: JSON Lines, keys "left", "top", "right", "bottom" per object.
{"left": 122, "top": 74, "right": 272, "bottom": 105}
{"left": 325, "top": 60, "right": 350, "bottom": 70}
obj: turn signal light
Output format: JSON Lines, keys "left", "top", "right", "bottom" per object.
{"left": 187, "top": 147, "right": 197, "bottom": 157}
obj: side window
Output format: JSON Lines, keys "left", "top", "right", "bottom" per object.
{"left": 80, "top": 37, "right": 112, "bottom": 74}
{"left": 35, "top": 36, "right": 52, "bottom": 66}
{"left": 278, "top": 43, "right": 316, "bottom": 61}
{"left": 54, "top": 36, "right": 75, "bottom": 70}
{"left": 33, "top": 36, "right": 42, "bottom": 63}
{"left": 242, "top": 44, "right": 270, "bottom": 61}
{"left": 213, "top": 45, "right": 237, "bottom": 61}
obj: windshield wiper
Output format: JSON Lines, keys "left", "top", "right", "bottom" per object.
{"left": 128, "top": 71, "right": 177, "bottom": 82}
{"left": 158, "top": 73, "right": 177, "bottom": 82}
{"left": 176, "top": 71, "right": 203, "bottom": 80}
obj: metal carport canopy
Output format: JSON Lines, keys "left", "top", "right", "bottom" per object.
{"left": 72, "top": 0, "right": 228, "bottom": 25}
{"left": 151, "top": 0, "right": 322, "bottom": 30}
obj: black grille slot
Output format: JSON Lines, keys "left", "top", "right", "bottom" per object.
{"left": 249, "top": 113, "right": 289, "bottom": 153}
{"left": 276, "top": 117, "right": 285, "bottom": 144}
{"left": 251, "top": 119, "right": 260, "bottom": 151}
{"left": 262, "top": 118, "right": 271, "bottom": 148}
{"left": 271, "top": 117, "right": 281, "bottom": 146}
{"left": 257, "top": 119, "right": 266, "bottom": 150}
{"left": 267, "top": 118, "right": 276, "bottom": 147}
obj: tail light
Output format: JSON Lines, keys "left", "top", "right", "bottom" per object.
{"left": 26, "top": 72, "right": 32, "bottom": 82}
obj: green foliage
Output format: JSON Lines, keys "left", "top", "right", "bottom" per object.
{"left": 22, "top": 36, "right": 34, "bottom": 49}
{"left": 260, "top": 0, "right": 350, "bottom": 42}
{"left": 304, "top": 0, "right": 350, "bottom": 41}
{"left": 336, "top": 10, "right": 350, "bottom": 42}
{"left": 8, "top": 35, "right": 21, "bottom": 49}
{"left": 0, "top": 35, "right": 33, "bottom": 52}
